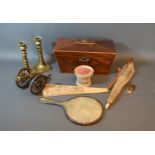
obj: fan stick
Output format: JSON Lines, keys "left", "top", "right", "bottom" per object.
{"left": 105, "top": 58, "right": 135, "bottom": 109}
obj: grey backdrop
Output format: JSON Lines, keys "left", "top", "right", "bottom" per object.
{"left": 0, "top": 23, "right": 155, "bottom": 130}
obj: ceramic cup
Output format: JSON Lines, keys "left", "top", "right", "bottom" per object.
{"left": 74, "top": 65, "right": 94, "bottom": 86}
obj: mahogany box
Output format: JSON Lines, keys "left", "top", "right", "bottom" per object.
{"left": 54, "top": 38, "right": 116, "bottom": 74}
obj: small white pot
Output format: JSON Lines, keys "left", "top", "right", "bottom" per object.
{"left": 74, "top": 65, "right": 94, "bottom": 86}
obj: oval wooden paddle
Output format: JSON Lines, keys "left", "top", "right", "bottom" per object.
{"left": 40, "top": 97, "right": 103, "bottom": 126}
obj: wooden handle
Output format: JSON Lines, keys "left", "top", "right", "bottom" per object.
{"left": 40, "top": 97, "right": 64, "bottom": 106}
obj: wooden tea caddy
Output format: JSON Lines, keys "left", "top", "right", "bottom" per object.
{"left": 54, "top": 38, "right": 116, "bottom": 74}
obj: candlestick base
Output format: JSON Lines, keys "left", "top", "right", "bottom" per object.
{"left": 33, "top": 63, "right": 51, "bottom": 73}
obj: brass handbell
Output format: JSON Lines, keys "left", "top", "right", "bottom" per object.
{"left": 33, "top": 36, "right": 51, "bottom": 73}
{"left": 18, "top": 41, "right": 30, "bottom": 69}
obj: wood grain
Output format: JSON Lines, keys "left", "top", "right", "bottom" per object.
{"left": 54, "top": 38, "right": 116, "bottom": 74}
{"left": 42, "top": 84, "right": 109, "bottom": 97}
{"left": 105, "top": 59, "right": 135, "bottom": 109}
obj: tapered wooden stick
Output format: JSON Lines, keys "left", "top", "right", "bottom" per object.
{"left": 42, "top": 84, "right": 109, "bottom": 97}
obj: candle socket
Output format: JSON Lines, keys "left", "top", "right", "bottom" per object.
{"left": 33, "top": 36, "right": 51, "bottom": 73}
{"left": 18, "top": 41, "right": 30, "bottom": 69}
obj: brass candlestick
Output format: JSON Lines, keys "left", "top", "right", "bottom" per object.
{"left": 18, "top": 41, "right": 30, "bottom": 69}
{"left": 33, "top": 36, "right": 51, "bottom": 73}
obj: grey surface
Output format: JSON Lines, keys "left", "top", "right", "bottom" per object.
{"left": 0, "top": 23, "right": 155, "bottom": 130}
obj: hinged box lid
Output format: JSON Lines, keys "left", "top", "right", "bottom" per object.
{"left": 54, "top": 38, "right": 116, "bottom": 56}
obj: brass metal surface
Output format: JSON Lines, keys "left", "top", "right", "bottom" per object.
{"left": 16, "top": 38, "right": 50, "bottom": 93}
{"left": 75, "top": 39, "right": 96, "bottom": 44}
{"left": 127, "top": 84, "right": 136, "bottom": 94}
{"left": 16, "top": 67, "right": 48, "bottom": 94}
{"left": 30, "top": 75, "right": 47, "bottom": 95}
{"left": 16, "top": 68, "right": 31, "bottom": 89}
{"left": 33, "top": 36, "right": 51, "bottom": 73}
{"left": 18, "top": 41, "right": 30, "bottom": 69}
